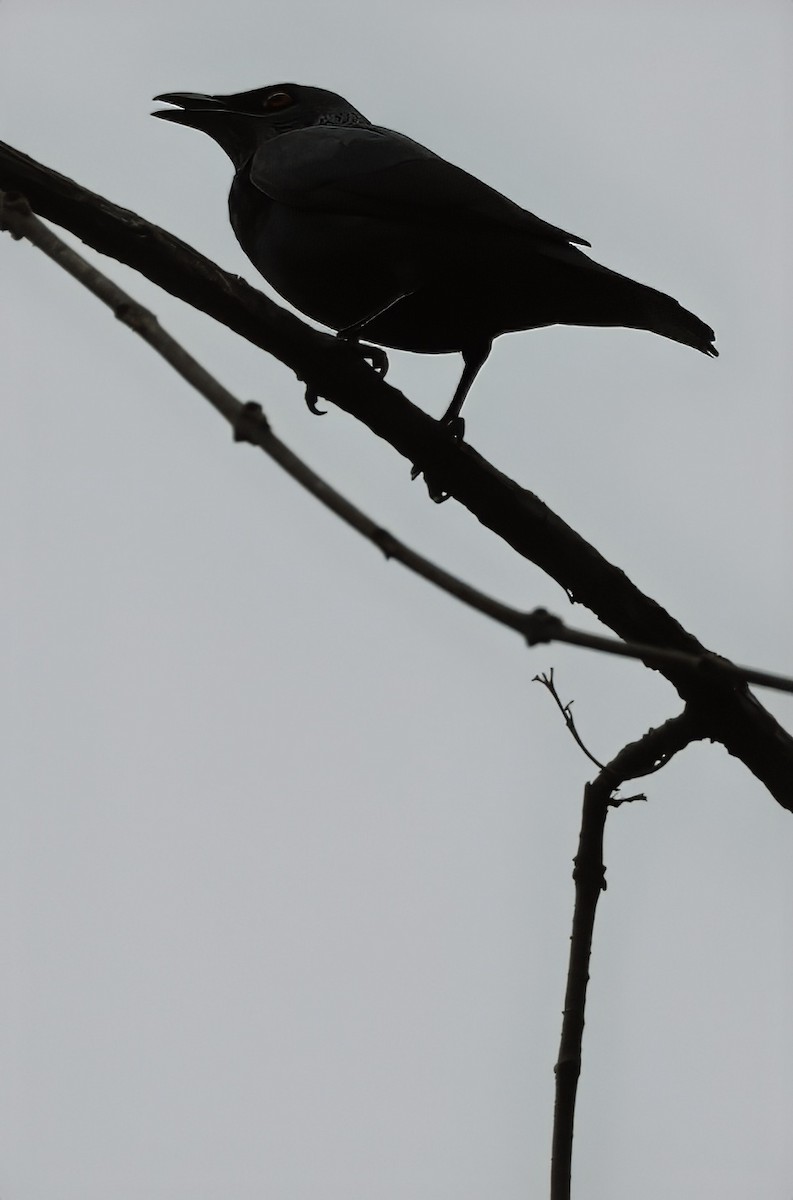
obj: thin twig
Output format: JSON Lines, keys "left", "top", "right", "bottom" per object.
{"left": 4, "top": 189, "right": 792, "bottom": 707}
{"left": 532, "top": 670, "right": 608, "bottom": 772}
{"left": 549, "top": 709, "right": 699, "bottom": 1200}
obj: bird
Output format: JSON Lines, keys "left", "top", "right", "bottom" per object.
{"left": 152, "top": 83, "right": 717, "bottom": 438}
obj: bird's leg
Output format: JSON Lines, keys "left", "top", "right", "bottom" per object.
{"left": 303, "top": 334, "right": 390, "bottom": 416}
{"left": 332, "top": 293, "right": 422, "bottom": 386}
{"left": 438, "top": 339, "right": 492, "bottom": 441}
{"left": 303, "top": 298, "right": 408, "bottom": 415}
{"left": 410, "top": 340, "right": 492, "bottom": 502}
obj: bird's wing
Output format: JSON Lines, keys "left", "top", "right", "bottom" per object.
{"left": 248, "top": 124, "right": 591, "bottom": 247}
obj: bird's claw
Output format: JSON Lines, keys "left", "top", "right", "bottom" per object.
{"left": 336, "top": 332, "right": 389, "bottom": 379}
{"left": 304, "top": 386, "right": 327, "bottom": 416}
{"left": 303, "top": 337, "right": 387, "bottom": 416}
{"left": 410, "top": 416, "right": 465, "bottom": 503}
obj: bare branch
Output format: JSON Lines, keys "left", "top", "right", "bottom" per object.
{"left": 550, "top": 710, "right": 699, "bottom": 1200}
{"left": 5, "top": 188, "right": 792, "bottom": 714}
{"left": 1, "top": 146, "right": 792, "bottom": 805}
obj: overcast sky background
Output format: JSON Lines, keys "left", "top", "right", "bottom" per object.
{"left": 2, "top": 2, "right": 792, "bottom": 1198}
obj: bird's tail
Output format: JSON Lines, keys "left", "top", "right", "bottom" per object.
{"left": 629, "top": 281, "right": 718, "bottom": 357}
{"left": 586, "top": 264, "right": 718, "bottom": 357}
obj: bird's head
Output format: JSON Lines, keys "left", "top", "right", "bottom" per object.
{"left": 152, "top": 83, "right": 370, "bottom": 167}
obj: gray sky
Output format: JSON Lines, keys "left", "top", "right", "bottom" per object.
{"left": 2, "top": 2, "right": 792, "bottom": 1197}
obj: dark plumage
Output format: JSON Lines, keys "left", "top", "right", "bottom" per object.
{"left": 153, "top": 83, "right": 717, "bottom": 431}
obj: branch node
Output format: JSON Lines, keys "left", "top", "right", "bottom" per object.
{"left": 572, "top": 853, "right": 607, "bottom": 892}
{"left": 233, "top": 400, "right": 271, "bottom": 446}
{"left": 523, "top": 607, "right": 564, "bottom": 646}
{"left": 372, "top": 527, "right": 397, "bottom": 561}
{"left": 0, "top": 189, "right": 32, "bottom": 237}
{"left": 114, "top": 299, "right": 158, "bottom": 335}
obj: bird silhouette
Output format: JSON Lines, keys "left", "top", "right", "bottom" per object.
{"left": 153, "top": 83, "right": 717, "bottom": 440}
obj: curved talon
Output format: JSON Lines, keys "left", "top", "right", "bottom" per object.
{"left": 304, "top": 386, "right": 327, "bottom": 416}
{"left": 303, "top": 336, "right": 387, "bottom": 417}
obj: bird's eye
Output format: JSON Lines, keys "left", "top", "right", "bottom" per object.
{"left": 263, "top": 91, "right": 294, "bottom": 111}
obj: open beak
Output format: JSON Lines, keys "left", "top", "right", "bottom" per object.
{"left": 152, "top": 90, "right": 261, "bottom": 166}
{"left": 151, "top": 92, "right": 230, "bottom": 125}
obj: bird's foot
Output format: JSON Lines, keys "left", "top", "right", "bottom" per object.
{"left": 303, "top": 337, "right": 389, "bottom": 416}
{"left": 417, "top": 473, "right": 452, "bottom": 503}
{"left": 304, "top": 386, "right": 327, "bottom": 416}
{"left": 358, "top": 342, "right": 389, "bottom": 377}
{"left": 336, "top": 330, "right": 389, "bottom": 377}
{"left": 410, "top": 415, "right": 466, "bottom": 503}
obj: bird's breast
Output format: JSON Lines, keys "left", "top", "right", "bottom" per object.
{"left": 228, "top": 172, "right": 426, "bottom": 331}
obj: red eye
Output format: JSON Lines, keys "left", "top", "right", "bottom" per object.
{"left": 263, "top": 91, "right": 293, "bottom": 111}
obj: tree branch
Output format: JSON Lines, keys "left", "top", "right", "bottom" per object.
{"left": 5, "top": 188, "right": 792, "bottom": 702}
{"left": 550, "top": 710, "right": 700, "bottom": 1200}
{"left": 1, "top": 141, "right": 791, "bottom": 806}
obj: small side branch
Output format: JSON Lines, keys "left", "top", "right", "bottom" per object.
{"left": 533, "top": 669, "right": 608, "bottom": 773}
{"left": 550, "top": 709, "right": 699, "bottom": 1200}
